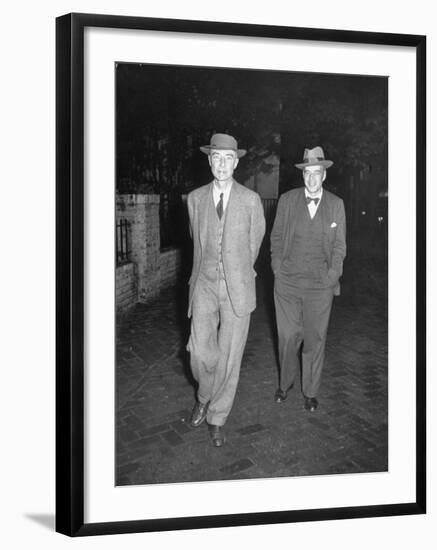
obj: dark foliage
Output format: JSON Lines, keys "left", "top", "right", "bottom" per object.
{"left": 116, "top": 63, "right": 387, "bottom": 198}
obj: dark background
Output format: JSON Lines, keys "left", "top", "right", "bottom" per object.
{"left": 116, "top": 63, "right": 388, "bottom": 304}
{"left": 116, "top": 63, "right": 387, "bottom": 240}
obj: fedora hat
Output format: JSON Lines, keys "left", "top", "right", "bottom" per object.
{"left": 200, "top": 133, "right": 246, "bottom": 158}
{"left": 295, "top": 146, "right": 333, "bottom": 169}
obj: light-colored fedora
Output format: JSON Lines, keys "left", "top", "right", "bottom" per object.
{"left": 200, "top": 133, "right": 246, "bottom": 158}
{"left": 295, "top": 146, "right": 333, "bottom": 169}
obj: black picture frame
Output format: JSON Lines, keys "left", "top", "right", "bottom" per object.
{"left": 56, "top": 12, "right": 426, "bottom": 537}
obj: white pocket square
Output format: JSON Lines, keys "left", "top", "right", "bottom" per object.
{"left": 330, "top": 222, "right": 337, "bottom": 228}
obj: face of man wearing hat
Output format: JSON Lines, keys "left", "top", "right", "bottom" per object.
{"left": 303, "top": 165, "right": 326, "bottom": 196}
{"left": 209, "top": 149, "right": 239, "bottom": 184}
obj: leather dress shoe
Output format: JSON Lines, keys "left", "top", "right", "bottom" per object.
{"left": 274, "top": 388, "right": 288, "bottom": 403}
{"left": 208, "top": 424, "right": 225, "bottom": 447}
{"left": 304, "top": 396, "right": 318, "bottom": 412}
{"left": 190, "top": 401, "right": 209, "bottom": 427}
{"left": 274, "top": 384, "right": 293, "bottom": 403}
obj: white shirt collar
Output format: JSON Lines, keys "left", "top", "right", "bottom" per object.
{"left": 304, "top": 188, "right": 323, "bottom": 219}
{"left": 213, "top": 180, "right": 233, "bottom": 210}
{"left": 304, "top": 188, "right": 323, "bottom": 200}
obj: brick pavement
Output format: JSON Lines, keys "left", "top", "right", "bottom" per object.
{"left": 116, "top": 251, "right": 388, "bottom": 485}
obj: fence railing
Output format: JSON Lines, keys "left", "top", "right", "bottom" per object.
{"left": 116, "top": 218, "right": 131, "bottom": 265}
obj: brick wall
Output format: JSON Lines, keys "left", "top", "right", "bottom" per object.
{"left": 159, "top": 248, "right": 182, "bottom": 289}
{"left": 116, "top": 262, "right": 136, "bottom": 314}
{"left": 115, "top": 193, "right": 185, "bottom": 313}
{"left": 116, "top": 194, "right": 160, "bottom": 303}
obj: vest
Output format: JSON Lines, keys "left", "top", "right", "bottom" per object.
{"left": 199, "top": 195, "right": 227, "bottom": 283}
{"left": 281, "top": 202, "right": 329, "bottom": 289}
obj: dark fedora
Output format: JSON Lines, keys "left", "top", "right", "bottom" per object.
{"left": 200, "top": 133, "right": 246, "bottom": 158}
{"left": 295, "top": 146, "right": 333, "bottom": 169}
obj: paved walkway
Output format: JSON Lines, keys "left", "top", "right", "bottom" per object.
{"left": 116, "top": 248, "right": 388, "bottom": 485}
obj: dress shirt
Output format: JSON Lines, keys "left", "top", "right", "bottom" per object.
{"left": 305, "top": 188, "right": 323, "bottom": 219}
{"left": 213, "top": 180, "right": 233, "bottom": 213}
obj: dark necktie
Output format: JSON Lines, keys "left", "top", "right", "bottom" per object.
{"left": 216, "top": 193, "right": 224, "bottom": 219}
{"left": 306, "top": 196, "right": 320, "bottom": 206}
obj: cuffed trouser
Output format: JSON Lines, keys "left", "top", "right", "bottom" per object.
{"left": 274, "top": 275, "right": 334, "bottom": 398}
{"left": 187, "top": 277, "right": 250, "bottom": 426}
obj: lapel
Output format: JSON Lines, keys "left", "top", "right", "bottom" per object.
{"left": 222, "top": 180, "right": 240, "bottom": 248}
{"left": 287, "top": 188, "right": 305, "bottom": 243}
{"left": 318, "top": 190, "right": 329, "bottom": 235}
{"left": 318, "top": 190, "right": 332, "bottom": 257}
{"left": 199, "top": 182, "right": 214, "bottom": 249}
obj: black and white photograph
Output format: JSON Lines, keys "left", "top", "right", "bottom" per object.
{"left": 1, "top": 0, "right": 434, "bottom": 544}
{"left": 115, "top": 63, "right": 389, "bottom": 486}
{"left": 2, "top": 0, "right": 432, "bottom": 546}
{"left": 54, "top": 6, "right": 425, "bottom": 540}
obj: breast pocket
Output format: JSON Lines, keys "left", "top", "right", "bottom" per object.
{"left": 327, "top": 224, "right": 337, "bottom": 241}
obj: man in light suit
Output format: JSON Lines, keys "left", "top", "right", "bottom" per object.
{"left": 187, "top": 133, "right": 265, "bottom": 447}
{"left": 271, "top": 147, "right": 346, "bottom": 412}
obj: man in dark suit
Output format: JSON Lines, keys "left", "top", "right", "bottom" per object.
{"left": 187, "top": 133, "right": 265, "bottom": 446}
{"left": 270, "top": 146, "right": 346, "bottom": 411}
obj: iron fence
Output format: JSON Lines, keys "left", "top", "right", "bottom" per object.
{"left": 116, "top": 218, "right": 131, "bottom": 265}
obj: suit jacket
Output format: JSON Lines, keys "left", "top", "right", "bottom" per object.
{"left": 270, "top": 187, "right": 346, "bottom": 296}
{"left": 187, "top": 180, "right": 266, "bottom": 318}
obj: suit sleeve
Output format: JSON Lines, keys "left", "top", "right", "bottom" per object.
{"left": 327, "top": 199, "right": 347, "bottom": 284}
{"left": 270, "top": 194, "right": 287, "bottom": 274}
{"left": 250, "top": 193, "right": 266, "bottom": 265}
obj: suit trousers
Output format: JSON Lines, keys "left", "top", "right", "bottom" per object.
{"left": 274, "top": 275, "right": 334, "bottom": 398}
{"left": 188, "top": 275, "right": 250, "bottom": 426}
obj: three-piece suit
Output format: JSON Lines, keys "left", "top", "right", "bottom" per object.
{"left": 187, "top": 180, "right": 265, "bottom": 426}
{"left": 271, "top": 187, "right": 346, "bottom": 398}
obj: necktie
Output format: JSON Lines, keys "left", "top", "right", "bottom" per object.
{"left": 306, "top": 196, "right": 320, "bottom": 205}
{"left": 216, "top": 193, "right": 224, "bottom": 219}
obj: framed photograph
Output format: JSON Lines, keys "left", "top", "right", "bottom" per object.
{"left": 56, "top": 12, "right": 426, "bottom": 536}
